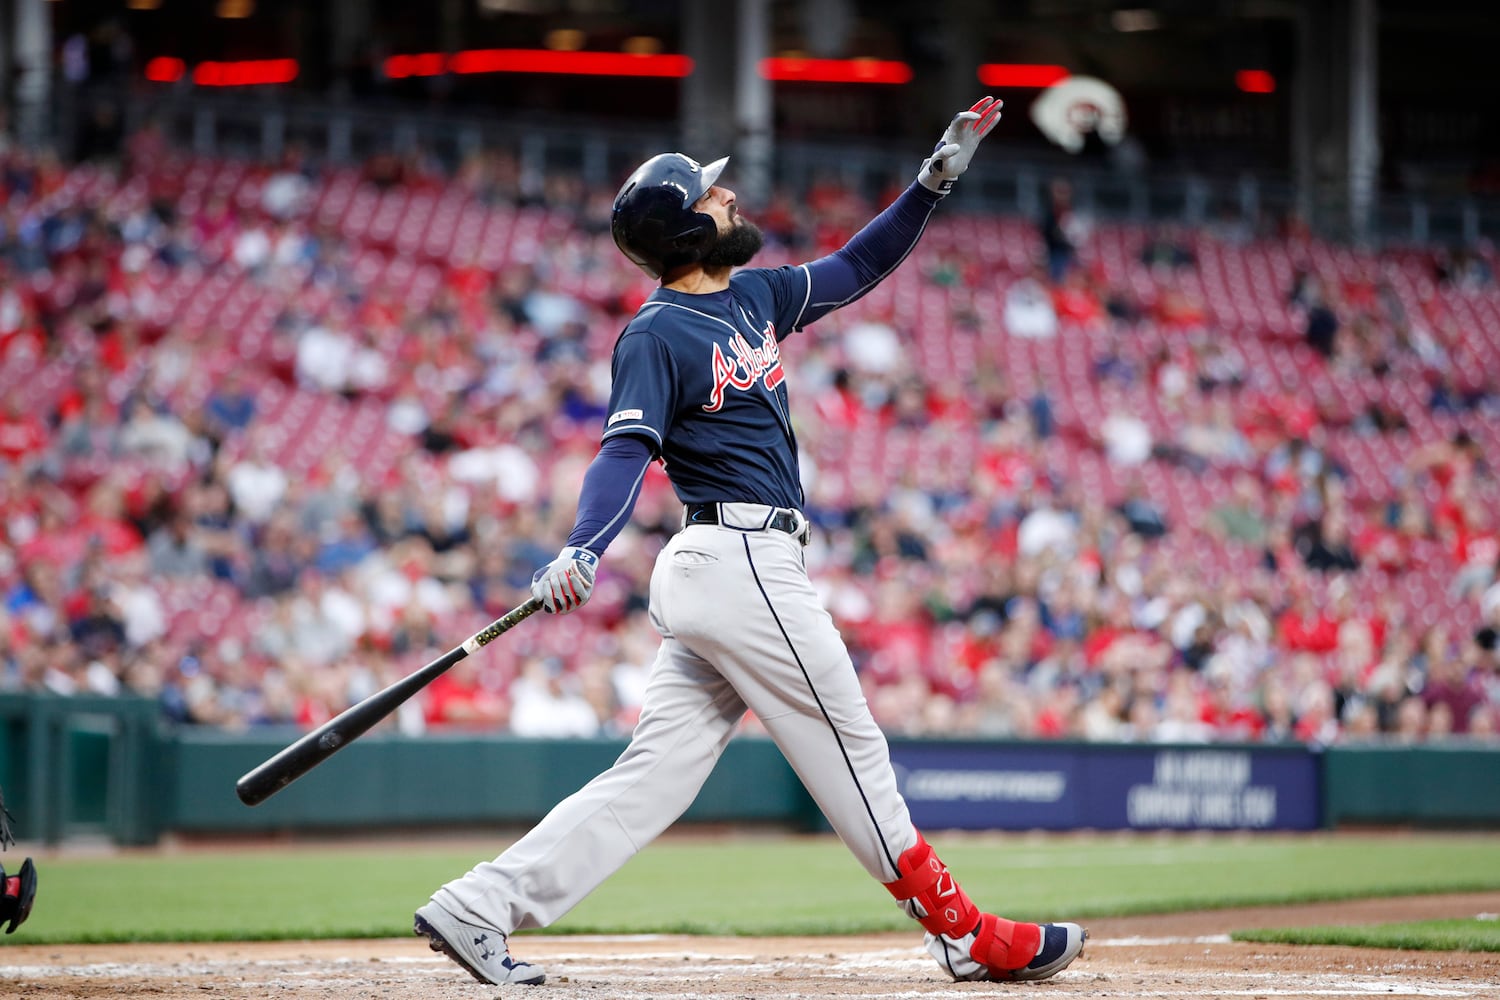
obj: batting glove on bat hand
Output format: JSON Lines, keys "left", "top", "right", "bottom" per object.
{"left": 531, "top": 546, "right": 599, "bottom": 614}
{"left": 918, "top": 96, "right": 1003, "bottom": 195}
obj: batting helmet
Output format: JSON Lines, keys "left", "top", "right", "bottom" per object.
{"left": 611, "top": 152, "right": 729, "bottom": 279}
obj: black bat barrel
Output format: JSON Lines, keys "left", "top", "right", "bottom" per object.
{"left": 235, "top": 598, "right": 543, "bottom": 805}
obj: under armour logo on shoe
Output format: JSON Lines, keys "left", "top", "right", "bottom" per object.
{"left": 474, "top": 933, "right": 496, "bottom": 961}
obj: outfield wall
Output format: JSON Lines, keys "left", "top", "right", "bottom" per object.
{"left": 1, "top": 694, "right": 1497, "bottom": 844}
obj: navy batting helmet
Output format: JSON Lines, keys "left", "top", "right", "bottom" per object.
{"left": 611, "top": 152, "right": 729, "bottom": 279}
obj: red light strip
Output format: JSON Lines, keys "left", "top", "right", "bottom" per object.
{"left": 759, "top": 57, "right": 912, "bottom": 84}
{"left": 446, "top": 49, "right": 693, "bottom": 77}
{"left": 381, "top": 50, "right": 912, "bottom": 84}
{"left": 144, "top": 56, "right": 186, "bottom": 83}
{"left": 191, "top": 59, "right": 299, "bottom": 87}
{"left": 146, "top": 53, "right": 1085, "bottom": 90}
{"left": 976, "top": 63, "right": 1069, "bottom": 88}
{"left": 384, "top": 53, "right": 448, "bottom": 79}
{"left": 1235, "top": 69, "right": 1276, "bottom": 94}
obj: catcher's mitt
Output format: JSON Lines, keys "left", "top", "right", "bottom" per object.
{"left": 1, "top": 857, "right": 36, "bottom": 933}
{"left": 0, "top": 784, "right": 37, "bottom": 933}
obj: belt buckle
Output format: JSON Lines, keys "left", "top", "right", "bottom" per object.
{"left": 788, "top": 509, "right": 811, "bottom": 546}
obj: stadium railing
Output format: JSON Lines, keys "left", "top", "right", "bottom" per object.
{"left": 114, "top": 91, "right": 1495, "bottom": 246}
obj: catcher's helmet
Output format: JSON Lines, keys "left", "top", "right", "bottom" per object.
{"left": 611, "top": 152, "right": 729, "bottom": 279}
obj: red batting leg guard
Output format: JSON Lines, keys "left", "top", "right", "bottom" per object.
{"left": 881, "top": 832, "right": 980, "bottom": 939}
{"left": 970, "top": 911, "right": 1042, "bottom": 974}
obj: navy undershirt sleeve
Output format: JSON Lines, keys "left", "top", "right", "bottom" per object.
{"left": 797, "top": 181, "right": 944, "bottom": 328}
{"left": 564, "top": 434, "right": 656, "bottom": 555}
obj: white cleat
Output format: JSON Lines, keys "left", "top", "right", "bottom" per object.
{"left": 413, "top": 901, "right": 546, "bottom": 985}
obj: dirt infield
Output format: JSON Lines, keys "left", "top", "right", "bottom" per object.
{"left": 6, "top": 892, "right": 1499, "bottom": 999}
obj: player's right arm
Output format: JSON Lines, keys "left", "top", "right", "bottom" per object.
{"left": 532, "top": 330, "right": 672, "bottom": 615}
{"left": 792, "top": 97, "right": 1003, "bottom": 329}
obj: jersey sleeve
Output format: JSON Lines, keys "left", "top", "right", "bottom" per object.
{"left": 737, "top": 265, "right": 813, "bottom": 340}
{"left": 798, "top": 181, "right": 944, "bottom": 328}
{"left": 564, "top": 435, "right": 655, "bottom": 555}
{"left": 602, "top": 329, "right": 677, "bottom": 453}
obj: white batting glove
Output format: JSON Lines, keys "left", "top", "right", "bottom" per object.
{"left": 531, "top": 546, "right": 599, "bottom": 614}
{"left": 917, "top": 96, "right": 1004, "bottom": 195}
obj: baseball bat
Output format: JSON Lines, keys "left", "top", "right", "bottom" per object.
{"left": 235, "top": 597, "right": 545, "bottom": 806}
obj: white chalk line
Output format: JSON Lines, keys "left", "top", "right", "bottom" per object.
{"left": 5, "top": 944, "right": 1496, "bottom": 998}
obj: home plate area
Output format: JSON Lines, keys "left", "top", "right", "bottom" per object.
{"left": 6, "top": 895, "right": 1500, "bottom": 1000}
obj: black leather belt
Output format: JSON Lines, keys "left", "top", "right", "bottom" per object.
{"left": 684, "top": 503, "right": 807, "bottom": 542}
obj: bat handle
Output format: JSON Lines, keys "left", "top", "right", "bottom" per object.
{"left": 462, "top": 597, "right": 545, "bottom": 654}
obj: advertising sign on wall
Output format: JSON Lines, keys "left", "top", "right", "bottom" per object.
{"left": 890, "top": 742, "right": 1320, "bottom": 832}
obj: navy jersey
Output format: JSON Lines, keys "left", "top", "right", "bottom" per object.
{"left": 602, "top": 265, "right": 813, "bottom": 508}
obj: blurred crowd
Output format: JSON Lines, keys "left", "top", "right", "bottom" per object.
{"left": 1, "top": 124, "right": 1498, "bottom": 747}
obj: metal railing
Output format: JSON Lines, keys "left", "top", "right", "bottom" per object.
{"left": 114, "top": 91, "right": 1495, "bottom": 247}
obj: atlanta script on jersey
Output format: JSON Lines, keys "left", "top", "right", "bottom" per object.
{"left": 603, "top": 265, "right": 813, "bottom": 509}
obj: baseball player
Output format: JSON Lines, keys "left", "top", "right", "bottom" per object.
{"left": 415, "top": 96, "right": 1086, "bottom": 986}
{"left": 1, "top": 785, "right": 38, "bottom": 934}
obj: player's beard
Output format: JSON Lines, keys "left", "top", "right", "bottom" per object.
{"left": 700, "top": 218, "right": 764, "bottom": 269}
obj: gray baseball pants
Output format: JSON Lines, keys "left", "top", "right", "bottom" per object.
{"left": 431, "top": 502, "right": 919, "bottom": 933}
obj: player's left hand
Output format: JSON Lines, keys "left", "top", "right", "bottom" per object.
{"left": 531, "top": 546, "right": 599, "bottom": 614}
{"left": 918, "top": 96, "right": 1003, "bottom": 195}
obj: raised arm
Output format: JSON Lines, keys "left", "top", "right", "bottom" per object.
{"left": 797, "top": 97, "right": 1003, "bottom": 328}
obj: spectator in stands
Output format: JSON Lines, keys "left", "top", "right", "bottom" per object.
{"left": 1205, "top": 472, "right": 1268, "bottom": 545}
{"left": 147, "top": 510, "right": 210, "bottom": 578}
{"left": 1003, "top": 270, "right": 1058, "bottom": 339}
{"left": 1194, "top": 340, "right": 1246, "bottom": 393}
{"left": 1173, "top": 395, "right": 1253, "bottom": 471}
{"left": 1097, "top": 389, "right": 1153, "bottom": 467}
{"left": 1450, "top": 500, "right": 1500, "bottom": 598}
{"left": 68, "top": 585, "right": 125, "bottom": 660}
{"left": 0, "top": 397, "right": 47, "bottom": 467}
{"left": 1115, "top": 476, "right": 1168, "bottom": 539}
{"left": 224, "top": 434, "right": 289, "bottom": 525}
{"left": 262, "top": 146, "right": 313, "bottom": 220}
{"left": 1040, "top": 178, "right": 1082, "bottom": 282}
{"left": 205, "top": 368, "right": 258, "bottom": 437}
{"left": 1294, "top": 506, "right": 1360, "bottom": 573}
{"left": 295, "top": 318, "right": 358, "bottom": 393}
{"left": 1421, "top": 647, "right": 1483, "bottom": 735}
{"left": 117, "top": 397, "right": 199, "bottom": 473}
{"left": 1139, "top": 224, "right": 1195, "bottom": 270}
{"left": 1290, "top": 270, "right": 1340, "bottom": 358}
{"left": 244, "top": 510, "right": 312, "bottom": 598}
{"left": 421, "top": 652, "right": 508, "bottom": 729}
{"left": 230, "top": 209, "right": 274, "bottom": 277}
{"left": 508, "top": 657, "right": 600, "bottom": 738}
{"left": 1434, "top": 246, "right": 1494, "bottom": 290}
{"left": 1473, "top": 627, "right": 1500, "bottom": 703}
{"left": 1293, "top": 678, "right": 1340, "bottom": 745}
{"left": 1152, "top": 273, "right": 1207, "bottom": 331}
{"left": 1052, "top": 268, "right": 1106, "bottom": 330}
{"left": 1408, "top": 430, "right": 1485, "bottom": 494}
{"left": 1091, "top": 335, "right": 1138, "bottom": 385}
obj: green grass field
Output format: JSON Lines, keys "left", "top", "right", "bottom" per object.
{"left": 7, "top": 832, "right": 1500, "bottom": 945}
{"left": 1235, "top": 918, "right": 1500, "bottom": 952}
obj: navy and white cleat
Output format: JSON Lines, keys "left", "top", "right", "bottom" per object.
{"left": 1005, "top": 922, "right": 1088, "bottom": 981}
{"left": 414, "top": 902, "right": 546, "bottom": 986}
